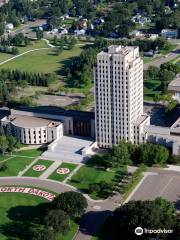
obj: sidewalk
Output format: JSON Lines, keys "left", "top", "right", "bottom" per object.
{"left": 40, "top": 161, "right": 61, "bottom": 179}
{"left": 18, "top": 157, "right": 39, "bottom": 176}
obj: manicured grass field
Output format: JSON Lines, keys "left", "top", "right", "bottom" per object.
{"left": 0, "top": 192, "right": 45, "bottom": 240}
{"left": 0, "top": 156, "right": 34, "bottom": 177}
{"left": 15, "top": 148, "right": 43, "bottom": 158}
{"left": 23, "top": 159, "right": 54, "bottom": 177}
{"left": 68, "top": 165, "right": 126, "bottom": 199}
{"left": 0, "top": 45, "right": 83, "bottom": 76}
{"left": 49, "top": 162, "right": 77, "bottom": 182}
{"left": 0, "top": 192, "right": 78, "bottom": 240}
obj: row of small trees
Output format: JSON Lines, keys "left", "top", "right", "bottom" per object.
{"left": 0, "top": 69, "right": 56, "bottom": 87}
{"left": 93, "top": 141, "right": 170, "bottom": 168}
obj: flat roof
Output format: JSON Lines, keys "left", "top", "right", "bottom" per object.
{"left": 168, "top": 78, "right": 180, "bottom": 92}
{"left": 9, "top": 115, "right": 60, "bottom": 128}
{"left": 135, "top": 114, "right": 149, "bottom": 126}
{"left": 13, "top": 106, "right": 95, "bottom": 121}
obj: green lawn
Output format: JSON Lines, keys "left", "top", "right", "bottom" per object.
{"left": 0, "top": 192, "right": 78, "bottom": 240}
{"left": 68, "top": 165, "right": 126, "bottom": 199}
{"left": 60, "top": 219, "right": 79, "bottom": 240}
{"left": 0, "top": 40, "right": 48, "bottom": 63}
{"left": 0, "top": 156, "right": 34, "bottom": 177}
{"left": 49, "top": 162, "right": 77, "bottom": 182}
{"left": 144, "top": 79, "right": 162, "bottom": 101}
{"left": 0, "top": 155, "right": 12, "bottom": 162}
{"left": 0, "top": 192, "right": 46, "bottom": 240}
{"left": 15, "top": 148, "right": 43, "bottom": 158}
{"left": 160, "top": 44, "right": 178, "bottom": 55}
{"left": 0, "top": 45, "right": 83, "bottom": 77}
{"left": 23, "top": 159, "right": 54, "bottom": 177}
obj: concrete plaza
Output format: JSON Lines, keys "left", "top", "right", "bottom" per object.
{"left": 42, "top": 136, "right": 94, "bottom": 163}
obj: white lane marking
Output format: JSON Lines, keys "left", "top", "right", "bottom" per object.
{"left": 159, "top": 176, "right": 174, "bottom": 196}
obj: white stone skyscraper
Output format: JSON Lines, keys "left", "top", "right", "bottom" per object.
{"left": 94, "top": 45, "right": 150, "bottom": 148}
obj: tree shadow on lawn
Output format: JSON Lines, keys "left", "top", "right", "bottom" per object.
{"left": 0, "top": 221, "right": 33, "bottom": 240}
{"left": 57, "top": 57, "right": 77, "bottom": 76}
{"left": 7, "top": 202, "right": 50, "bottom": 223}
{"left": 0, "top": 203, "right": 50, "bottom": 240}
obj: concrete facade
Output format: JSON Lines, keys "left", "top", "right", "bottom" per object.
{"left": 2, "top": 115, "right": 63, "bottom": 145}
{"left": 94, "top": 45, "right": 150, "bottom": 147}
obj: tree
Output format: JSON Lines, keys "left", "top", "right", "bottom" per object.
{"left": 53, "top": 191, "right": 87, "bottom": 217}
{"left": 32, "top": 228, "right": 56, "bottom": 240}
{"left": 11, "top": 47, "right": 19, "bottom": 55}
{"left": 110, "top": 141, "right": 132, "bottom": 167}
{"left": 44, "top": 209, "right": 70, "bottom": 234}
{"left": 54, "top": 46, "right": 63, "bottom": 56}
{"left": 36, "top": 29, "right": 44, "bottom": 40}
{"left": 13, "top": 33, "right": 25, "bottom": 46}
{"left": 0, "top": 22, "right": 5, "bottom": 36}
{"left": 103, "top": 198, "right": 177, "bottom": 240}
{"left": 7, "top": 136, "right": 17, "bottom": 153}
{"left": 137, "top": 144, "right": 169, "bottom": 166}
{"left": 0, "top": 163, "right": 8, "bottom": 172}
{"left": 0, "top": 135, "right": 8, "bottom": 154}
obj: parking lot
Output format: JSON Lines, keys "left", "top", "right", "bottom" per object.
{"left": 130, "top": 170, "right": 180, "bottom": 210}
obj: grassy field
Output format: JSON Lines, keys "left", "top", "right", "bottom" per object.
{"left": 0, "top": 40, "right": 48, "bottom": 63}
{"left": 0, "top": 192, "right": 78, "bottom": 240}
{"left": 68, "top": 165, "right": 126, "bottom": 199}
{"left": 0, "top": 156, "right": 34, "bottom": 177}
{"left": 0, "top": 192, "right": 45, "bottom": 240}
{"left": 15, "top": 148, "right": 43, "bottom": 158}
{"left": 49, "top": 162, "right": 77, "bottom": 182}
{"left": 0, "top": 44, "right": 83, "bottom": 77}
{"left": 144, "top": 79, "right": 162, "bottom": 101}
{"left": 160, "top": 44, "right": 178, "bottom": 55}
{"left": 23, "top": 159, "right": 54, "bottom": 177}
{"left": 0, "top": 155, "right": 12, "bottom": 162}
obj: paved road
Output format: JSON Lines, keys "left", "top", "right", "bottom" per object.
{"left": 144, "top": 47, "right": 180, "bottom": 70}
{"left": 8, "top": 20, "right": 46, "bottom": 37}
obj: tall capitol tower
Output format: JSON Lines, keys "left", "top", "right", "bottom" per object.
{"left": 94, "top": 45, "right": 150, "bottom": 148}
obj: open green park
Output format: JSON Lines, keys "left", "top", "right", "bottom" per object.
{"left": 0, "top": 41, "right": 83, "bottom": 76}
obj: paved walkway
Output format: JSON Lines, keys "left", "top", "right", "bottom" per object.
{"left": 63, "top": 164, "right": 82, "bottom": 183}
{"left": 40, "top": 161, "right": 61, "bottom": 179}
{"left": 18, "top": 156, "right": 39, "bottom": 176}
